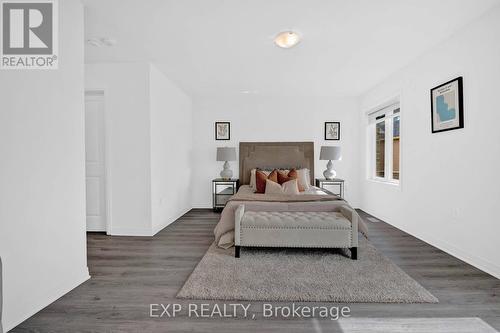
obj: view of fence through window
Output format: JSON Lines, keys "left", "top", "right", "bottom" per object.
{"left": 371, "top": 103, "right": 400, "bottom": 182}
{"left": 393, "top": 115, "right": 400, "bottom": 180}
{"left": 376, "top": 120, "right": 385, "bottom": 178}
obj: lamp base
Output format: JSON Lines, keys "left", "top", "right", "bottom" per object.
{"left": 323, "top": 160, "right": 336, "bottom": 180}
{"left": 220, "top": 161, "right": 233, "bottom": 180}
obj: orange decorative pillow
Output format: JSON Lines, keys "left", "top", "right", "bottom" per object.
{"left": 277, "top": 169, "right": 294, "bottom": 184}
{"left": 277, "top": 169, "right": 305, "bottom": 191}
{"left": 268, "top": 169, "right": 278, "bottom": 183}
{"left": 255, "top": 169, "right": 279, "bottom": 193}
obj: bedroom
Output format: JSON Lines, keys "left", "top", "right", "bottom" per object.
{"left": 0, "top": 0, "right": 499, "bottom": 332}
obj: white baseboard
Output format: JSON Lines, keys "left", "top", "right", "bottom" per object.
{"left": 364, "top": 210, "right": 500, "bottom": 279}
{"left": 410, "top": 230, "right": 500, "bottom": 279}
{"left": 152, "top": 207, "right": 192, "bottom": 235}
{"left": 5, "top": 268, "right": 90, "bottom": 332}
{"left": 109, "top": 227, "right": 153, "bottom": 236}
{"left": 109, "top": 207, "right": 193, "bottom": 237}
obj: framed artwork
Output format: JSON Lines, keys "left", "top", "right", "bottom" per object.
{"left": 215, "top": 122, "right": 230, "bottom": 140}
{"left": 430, "top": 77, "right": 464, "bottom": 133}
{"left": 324, "top": 122, "right": 340, "bottom": 140}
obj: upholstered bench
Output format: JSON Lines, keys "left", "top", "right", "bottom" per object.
{"left": 234, "top": 205, "right": 358, "bottom": 259}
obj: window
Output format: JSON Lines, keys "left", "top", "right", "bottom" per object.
{"left": 375, "top": 119, "right": 385, "bottom": 178}
{"left": 392, "top": 114, "right": 400, "bottom": 180}
{"left": 368, "top": 102, "right": 400, "bottom": 184}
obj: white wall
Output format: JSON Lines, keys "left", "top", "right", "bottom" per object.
{"left": 85, "top": 63, "right": 193, "bottom": 236}
{"left": 85, "top": 63, "right": 153, "bottom": 235}
{"left": 0, "top": 1, "right": 89, "bottom": 330}
{"left": 149, "top": 64, "right": 193, "bottom": 233}
{"left": 359, "top": 6, "right": 500, "bottom": 278}
{"left": 191, "top": 96, "right": 361, "bottom": 208}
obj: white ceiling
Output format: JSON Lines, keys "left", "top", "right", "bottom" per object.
{"left": 83, "top": 0, "right": 500, "bottom": 97}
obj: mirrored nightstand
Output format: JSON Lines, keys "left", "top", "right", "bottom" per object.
{"left": 315, "top": 178, "right": 344, "bottom": 199}
{"left": 212, "top": 179, "right": 239, "bottom": 212}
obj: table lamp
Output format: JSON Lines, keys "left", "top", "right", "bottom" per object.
{"left": 320, "top": 146, "right": 342, "bottom": 180}
{"left": 216, "top": 147, "right": 236, "bottom": 180}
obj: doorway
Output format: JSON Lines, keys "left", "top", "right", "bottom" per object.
{"left": 85, "top": 90, "right": 108, "bottom": 232}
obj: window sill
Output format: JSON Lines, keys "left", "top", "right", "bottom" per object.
{"left": 366, "top": 178, "right": 401, "bottom": 188}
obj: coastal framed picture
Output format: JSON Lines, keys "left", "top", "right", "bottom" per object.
{"left": 215, "top": 122, "right": 230, "bottom": 140}
{"left": 430, "top": 77, "right": 464, "bottom": 133}
{"left": 324, "top": 122, "right": 340, "bottom": 140}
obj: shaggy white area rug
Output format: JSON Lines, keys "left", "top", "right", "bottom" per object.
{"left": 177, "top": 238, "right": 438, "bottom": 303}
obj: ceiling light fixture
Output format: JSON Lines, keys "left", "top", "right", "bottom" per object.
{"left": 100, "top": 38, "right": 117, "bottom": 47}
{"left": 86, "top": 38, "right": 102, "bottom": 47}
{"left": 86, "top": 37, "right": 117, "bottom": 47}
{"left": 274, "top": 31, "right": 301, "bottom": 49}
{"left": 240, "top": 90, "right": 258, "bottom": 94}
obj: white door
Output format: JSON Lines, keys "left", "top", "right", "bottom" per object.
{"left": 85, "top": 92, "right": 107, "bottom": 232}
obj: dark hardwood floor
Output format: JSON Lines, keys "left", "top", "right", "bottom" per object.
{"left": 13, "top": 209, "right": 500, "bottom": 332}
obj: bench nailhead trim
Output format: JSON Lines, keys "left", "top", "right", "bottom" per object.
{"left": 238, "top": 244, "right": 350, "bottom": 248}
{"left": 241, "top": 226, "right": 351, "bottom": 230}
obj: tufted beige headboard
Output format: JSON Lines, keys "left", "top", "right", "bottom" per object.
{"left": 239, "top": 142, "right": 314, "bottom": 185}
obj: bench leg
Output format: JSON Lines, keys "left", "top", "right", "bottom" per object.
{"left": 235, "top": 246, "right": 240, "bottom": 258}
{"left": 350, "top": 247, "right": 357, "bottom": 260}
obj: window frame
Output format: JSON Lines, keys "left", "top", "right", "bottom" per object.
{"left": 368, "top": 101, "right": 401, "bottom": 185}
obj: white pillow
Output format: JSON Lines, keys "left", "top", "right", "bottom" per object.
{"left": 264, "top": 179, "right": 283, "bottom": 194}
{"left": 249, "top": 169, "right": 256, "bottom": 190}
{"left": 296, "top": 168, "right": 311, "bottom": 191}
{"left": 282, "top": 179, "right": 300, "bottom": 195}
{"left": 264, "top": 179, "right": 299, "bottom": 195}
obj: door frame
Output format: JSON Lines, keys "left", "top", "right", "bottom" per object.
{"left": 85, "top": 89, "right": 112, "bottom": 235}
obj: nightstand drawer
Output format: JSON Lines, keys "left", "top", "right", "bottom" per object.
{"left": 321, "top": 183, "right": 342, "bottom": 196}
{"left": 315, "top": 178, "right": 344, "bottom": 199}
{"left": 215, "top": 195, "right": 231, "bottom": 207}
{"left": 212, "top": 179, "right": 239, "bottom": 212}
{"left": 214, "top": 183, "right": 235, "bottom": 195}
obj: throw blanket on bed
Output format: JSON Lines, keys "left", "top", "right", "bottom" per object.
{"left": 214, "top": 189, "right": 368, "bottom": 249}
{"left": 226, "top": 191, "right": 346, "bottom": 202}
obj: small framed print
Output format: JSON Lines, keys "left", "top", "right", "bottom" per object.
{"left": 215, "top": 122, "right": 230, "bottom": 140}
{"left": 325, "top": 122, "right": 340, "bottom": 140}
{"left": 431, "top": 77, "right": 464, "bottom": 133}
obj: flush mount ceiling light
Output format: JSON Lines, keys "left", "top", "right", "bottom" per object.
{"left": 274, "top": 31, "right": 301, "bottom": 49}
{"left": 100, "top": 38, "right": 117, "bottom": 47}
{"left": 86, "top": 38, "right": 102, "bottom": 47}
{"left": 240, "top": 90, "right": 259, "bottom": 94}
{"left": 86, "top": 37, "right": 117, "bottom": 47}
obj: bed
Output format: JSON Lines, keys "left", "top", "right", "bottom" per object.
{"left": 213, "top": 142, "right": 367, "bottom": 256}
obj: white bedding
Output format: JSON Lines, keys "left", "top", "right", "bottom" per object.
{"left": 214, "top": 184, "right": 365, "bottom": 249}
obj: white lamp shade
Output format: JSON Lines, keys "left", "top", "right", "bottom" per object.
{"left": 320, "top": 146, "right": 342, "bottom": 160}
{"left": 216, "top": 147, "right": 236, "bottom": 161}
